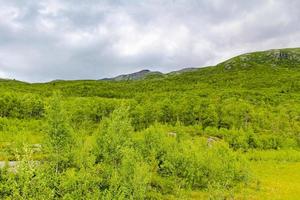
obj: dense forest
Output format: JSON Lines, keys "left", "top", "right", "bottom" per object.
{"left": 0, "top": 48, "right": 300, "bottom": 199}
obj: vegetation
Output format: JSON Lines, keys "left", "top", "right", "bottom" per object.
{"left": 0, "top": 48, "right": 299, "bottom": 199}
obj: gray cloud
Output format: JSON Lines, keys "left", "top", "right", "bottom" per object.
{"left": 0, "top": 0, "right": 299, "bottom": 82}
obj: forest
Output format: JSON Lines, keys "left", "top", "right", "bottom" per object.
{"left": 0, "top": 48, "right": 300, "bottom": 199}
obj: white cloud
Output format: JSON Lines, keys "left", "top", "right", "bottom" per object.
{"left": 38, "top": 0, "right": 66, "bottom": 16}
{"left": 0, "top": 0, "right": 299, "bottom": 82}
{"left": 0, "top": 5, "right": 22, "bottom": 31}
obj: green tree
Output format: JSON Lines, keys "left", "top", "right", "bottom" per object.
{"left": 94, "top": 106, "right": 133, "bottom": 165}
{"left": 46, "top": 92, "right": 74, "bottom": 173}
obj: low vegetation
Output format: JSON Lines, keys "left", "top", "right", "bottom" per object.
{"left": 0, "top": 48, "right": 299, "bottom": 199}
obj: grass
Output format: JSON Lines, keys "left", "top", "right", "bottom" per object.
{"left": 246, "top": 161, "right": 300, "bottom": 200}
{"left": 245, "top": 149, "right": 300, "bottom": 162}
{"left": 0, "top": 131, "right": 44, "bottom": 160}
{"left": 186, "top": 150, "right": 300, "bottom": 199}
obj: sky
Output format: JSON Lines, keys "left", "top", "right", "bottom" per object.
{"left": 0, "top": 0, "right": 299, "bottom": 82}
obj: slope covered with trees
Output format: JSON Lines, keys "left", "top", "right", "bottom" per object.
{"left": 0, "top": 48, "right": 299, "bottom": 199}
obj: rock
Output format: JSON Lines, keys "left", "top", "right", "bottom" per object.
{"left": 224, "top": 64, "right": 232, "bottom": 70}
{"left": 207, "top": 137, "right": 219, "bottom": 147}
{"left": 167, "top": 132, "right": 177, "bottom": 137}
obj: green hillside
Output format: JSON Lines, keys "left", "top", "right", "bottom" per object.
{"left": 0, "top": 48, "right": 300, "bottom": 199}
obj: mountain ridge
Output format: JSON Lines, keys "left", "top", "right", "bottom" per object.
{"left": 100, "top": 68, "right": 200, "bottom": 81}
{"left": 103, "top": 47, "right": 300, "bottom": 81}
{"left": 1, "top": 47, "right": 300, "bottom": 83}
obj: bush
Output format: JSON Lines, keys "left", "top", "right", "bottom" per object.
{"left": 139, "top": 125, "right": 249, "bottom": 191}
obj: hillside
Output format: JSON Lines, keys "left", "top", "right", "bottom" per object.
{"left": 0, "top": 47, "right": 299, "bottom": 143}
{"left": 0, "top": 47, "right": 300, "bottom": 199}
{"left": 219, "top": 48, "right": 300, "bottom": 69}
{"left": 91, "top": 48, "right": 300, "bottom": 82}
{"left": 0, "top": 48, "right": 299, "bottom": 96}
{"left": 100, "top": 68, "right": 199, "bottom": 81}
{"left": 101, "top": 69, "right": 164, "bottom": 81}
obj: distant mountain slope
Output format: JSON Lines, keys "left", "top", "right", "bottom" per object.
{"left": 219, "top": 48, "right": 300, "bottom": 70}
{"left": 167, "top": 67, "right": 199, "bottom": 75}
{"left": 0, "top": 47, "right": 299, "bottom": 87}
{"left": 100, "top": 48, "right": 300, "bottom": 82}
{"left": 101, "top": 70, "right": 163, "bottom": 81}
{"left": 101, "top": 68, "right": 200, "bottom": 81}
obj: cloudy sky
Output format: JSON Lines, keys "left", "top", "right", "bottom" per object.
{"left": 0, "top": 0, "right": 299, "bottom": 82}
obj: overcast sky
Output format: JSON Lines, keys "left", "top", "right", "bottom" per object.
{"left": 0, "top": 0, "right": 299, "bottom": 82}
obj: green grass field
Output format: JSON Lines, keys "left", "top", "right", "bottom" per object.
{"left": 187, "top": 154, "right": 300, "bottom": 200}
{"left": 247, "top": 161, "right": 300, "bottom": 200}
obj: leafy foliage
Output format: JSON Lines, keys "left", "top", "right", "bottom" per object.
{"left": 0, "top": 48, "right": 299, "bottom": 199}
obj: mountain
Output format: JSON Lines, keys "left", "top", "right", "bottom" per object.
{"left": 100, "top": 48, "right": 300, "bottom": 82}
{"left": 1, "top": 47, "right": 299, "bottom": 85}
{"left": 167, "top": 67, "right": 199, "bottom": 75}
{"left": 101, "top": 69, "right": 163, "bottom": 81}
{"left": 219, "top": 48, "right": 300, "bottom": 70}
{"left": 101, "top": 68, "right": 201, "bottom": 81}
